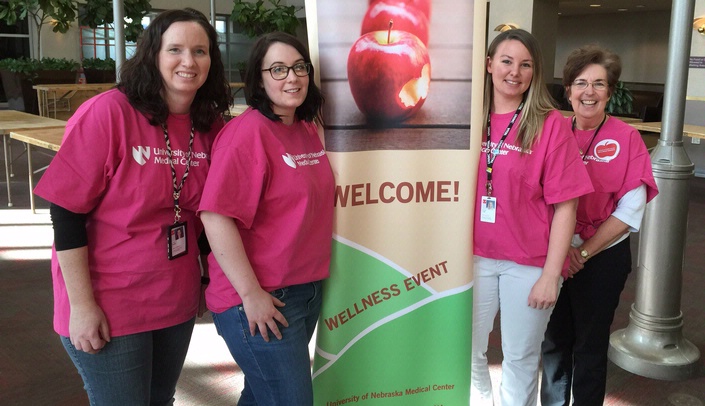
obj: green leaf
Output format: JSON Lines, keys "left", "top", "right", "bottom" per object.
{"left": 231, "top": 0, "right": 302, "bottom": 38}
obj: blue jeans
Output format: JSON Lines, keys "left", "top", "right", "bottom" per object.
{"left": 61, "top": 317, "right": 195, "bottom": 406}
{"left": 212, "top": 281, "right": 322, "bottom": 406}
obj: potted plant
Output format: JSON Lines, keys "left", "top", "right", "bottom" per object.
{"left": 230, "top": 0, "right": 303, "bottom": 81}
{"left": 0, "top": 57, "right": 79, "bottom": 114}
{"left": 235, "top": 60, "right": 248, "bottom": 82}
{"left": 607, "top": 81, "right": 634, "bottom": 116}
{"left": 231, "top": 0, "right": 302, "bottom": 38}
{"left": 81, "top": 57, "right": 117, "bottom": 83}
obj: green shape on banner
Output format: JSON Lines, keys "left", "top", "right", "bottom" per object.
{"left": 313, "top": 240, "right": 472, "bottom": 405}
{"left": 313, "top": 286, "right": 472, "bottom": 405}
{"left": 316, "top": 240, "right": 437, "bottom": 353}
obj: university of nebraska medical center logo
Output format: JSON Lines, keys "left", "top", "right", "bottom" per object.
{"left": 132, "top": 146, "right": 150, "bottom": 165}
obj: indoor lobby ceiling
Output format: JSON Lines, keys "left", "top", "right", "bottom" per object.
{"left": 558, "top": 0, "right": 672, "bottom": 16}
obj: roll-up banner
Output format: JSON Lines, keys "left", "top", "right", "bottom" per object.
{"left": 306, "top": 1, "right": 486, "bottom": 404}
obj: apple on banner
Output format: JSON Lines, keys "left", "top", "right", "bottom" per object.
{"left": 347, "top": 26, "right": 431, "bottom": 123}
{"left": 368, "top": 0, "right": 432, "bottom": 20}
{"left": 361, "top": 0, "right": 430, "bottom": 46}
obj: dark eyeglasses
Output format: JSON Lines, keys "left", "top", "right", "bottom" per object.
{"left": 261, "top": 63, "right": 311, "bottom": 80}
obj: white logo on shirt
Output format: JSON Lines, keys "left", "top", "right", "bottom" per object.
{"left": 282, "top": 153, "right": 297, "bottom": 168}
{"left": 132, "top": 146, "right": 150, "bottom": 165}
{"left": 592, "top": 139, "right": 620, "bottom": 162}
{"left": 282, "top": 149, "right": 326, "bottom": 169}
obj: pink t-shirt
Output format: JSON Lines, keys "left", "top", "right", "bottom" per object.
{"left": 473, "top": 109, "right": 593, "bottom": 268}
{"left": 34, "top": 89, "right": 222, "bottom": 337}
{"left": 572, "top": 116, "right": 658, "bottom": 240}
{"left": 198, "top": 108, "right": 335, "bottom": 313}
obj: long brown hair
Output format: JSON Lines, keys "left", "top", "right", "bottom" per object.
{"left": 117, "top": 8, "right": 232, "bottom": 132}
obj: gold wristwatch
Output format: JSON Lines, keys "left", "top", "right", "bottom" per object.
{"left": 579, "top": 248, "right": 590, "bottom": 260}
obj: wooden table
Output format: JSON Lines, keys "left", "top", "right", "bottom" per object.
{"left": 0, "top": 110, "right": 66, "bottom": 207}
{"left": 229, "top": 104, "right": 248, "bottom": 117}
{"left": 9, "top": 127, "right": 65, "bottom": 213}
{"left": 229, "top": 82, "right": 245, "bottom": 98}
{"left": 628, "top": 121, "right": 705, "bottom": 139}
{"left": 33, "top": 83, "right": 115, "bottom": 118}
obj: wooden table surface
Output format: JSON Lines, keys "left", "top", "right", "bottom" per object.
{"left": 316, "top": 0, "right": 474, "bottom": 152}
{"left": 229, "top": 104, "right": 248, "bottom": 117}
{"left": 9, "top": 127, "right": 65, "bottom": 152}
{"left": 0, "top": 110, "right": 66, "bottom": 134}
{"left": 628, "top": 121, "right": 705, "bottom": 139}
{"left": 32, "top": 83, "right": 116, "bottom": 92}
{"left": 1, "top": 110, "right": 66, "bottom": 206}
{"left": 9, "top": 126, "right": 65, "bottom": 212}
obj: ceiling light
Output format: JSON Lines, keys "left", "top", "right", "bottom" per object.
{"left": 590, "top": 4, "right": 601, "bottom": 7}
{"left": 494, "top": 23, "right": 519, "bottom": 32}
{"left": 694, "top": 16, "right": 705, "bottom": 36}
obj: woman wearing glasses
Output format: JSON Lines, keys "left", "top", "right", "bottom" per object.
{"left": 540, "top": 45, "right": 658, "bottom": 406}
{"left": 198, "top": 32, "right": 333, "bottom": 405}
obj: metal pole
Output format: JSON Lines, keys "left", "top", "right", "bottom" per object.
{"left": 113, "top": 1, "right": 126, "bottom": 83}
{"left": 210, "top": 0, "right": 217, "bottom": 27}
{"left": 608, "top": 0, "right": 701, "bottom": 381}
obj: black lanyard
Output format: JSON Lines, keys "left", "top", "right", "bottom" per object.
{"left": 161, "top": 122, "right": 195, "bottom": 224}
{"left": 571, "top": 114, "right": 607, "bottom": 161}
{"left": 485, "top": 101, "right": 524, "bottom": 196}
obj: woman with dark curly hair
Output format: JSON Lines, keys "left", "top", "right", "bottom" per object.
{"left": 199, "top": 32, "right": 334, "bottom": 405}
{"left": 34, "top": 8, "right": 231, "bottom": 405}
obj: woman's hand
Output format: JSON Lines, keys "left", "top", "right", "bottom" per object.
{"left": 201, "top": 211, "right": 291, "bottom": 342}
{"left": 241, "top": 288, "right": 289, "bottom": 342}
{"left": 528, "top": 273, "right": 561, "bottom": 310}
{"left": 69, "top": 301, "right": 110, "bottom": 354}
{"left": 56, "top": 246, "right": 109, "bottom": 354}
{"left": 566, "top": 246, "right": 586, "bottom": 278}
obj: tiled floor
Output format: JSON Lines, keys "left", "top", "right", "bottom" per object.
{"left": 1, "top": 136, "right": 703, "bottom": 405}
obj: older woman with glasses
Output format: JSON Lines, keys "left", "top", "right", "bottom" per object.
{"left": 198, "top": 32, "right": 334, "bottom": 405}
{"left": 540, "top": 44, "right": 658, "bottom": 406}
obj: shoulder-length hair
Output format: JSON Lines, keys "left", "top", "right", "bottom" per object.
{"left": 563, "top": 44, "right": 622, "bottom": 98}
{"left": 117, "top": 8, "right": 232, "bottom": 132}
{"left": 244, "top": 31, "right": 324, "bottom": 124}
{"left": 483, "top": 29, "right": 556, "bottom": 152}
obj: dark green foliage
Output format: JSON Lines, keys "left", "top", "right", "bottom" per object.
{"left": 231, "top": 0, "right": 302, "bottom": 38}
{"left": 607, "top": 81, "right": 634, "bottom": 115}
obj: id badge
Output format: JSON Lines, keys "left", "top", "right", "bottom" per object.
{"left": 480, "top": 196, "right": 497, "bottom": 223}
{"left": 167, "top": 221, "right": 188, "bottom": 260}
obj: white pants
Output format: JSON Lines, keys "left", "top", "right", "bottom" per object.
{"left": 471, "top": 256, "right": 560, "bottom": 406}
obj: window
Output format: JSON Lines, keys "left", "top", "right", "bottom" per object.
{"left": 215, "top": 14, "right": 256, "bottom": 85}
{"left": 79, "top": 15, "right": 154, "bottom": 60}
